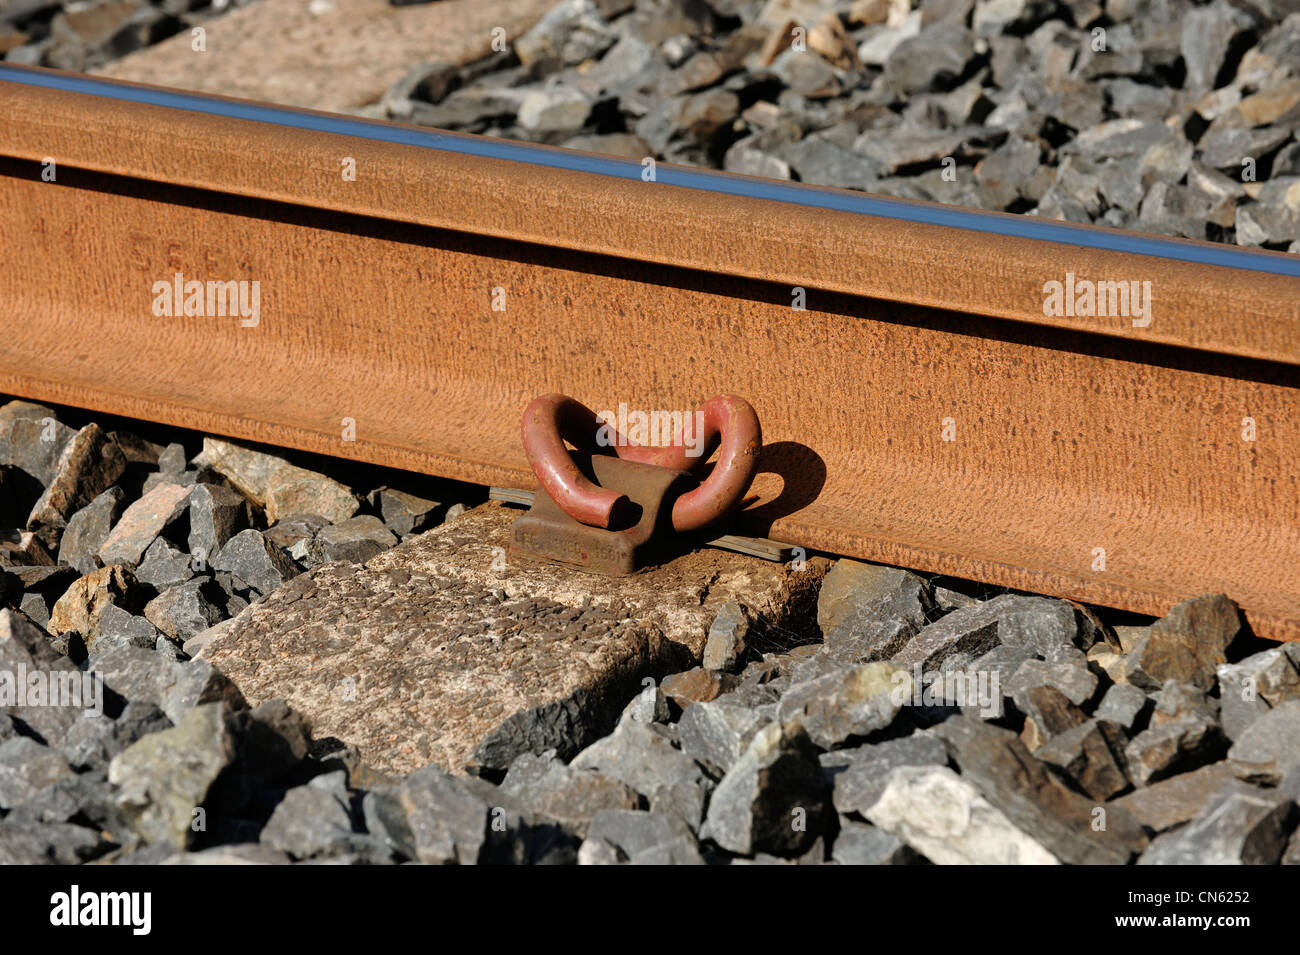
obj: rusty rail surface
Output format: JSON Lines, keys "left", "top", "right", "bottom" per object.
{"left": 1, "top": 64, "right": 1298, "bottom": 639}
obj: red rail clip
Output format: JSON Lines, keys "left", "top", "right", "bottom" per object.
{"left": 510, "top": 393, "right": 762, "bottom": 573}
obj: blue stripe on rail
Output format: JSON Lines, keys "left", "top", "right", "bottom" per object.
{"left": 4, "top": 65, "right": 1299, "bottom": 278}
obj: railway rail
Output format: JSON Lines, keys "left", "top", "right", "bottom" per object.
{"left": 1, "top": 63, "right": 1298, "bottom": 639}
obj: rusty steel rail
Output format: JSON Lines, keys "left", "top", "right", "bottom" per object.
{"left": 1, "top": 64, "right": 1299, "bottom": 639}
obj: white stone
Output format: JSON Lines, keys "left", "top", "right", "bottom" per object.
{"left": 518, "top": 87, "right": 592, "bottom": 132}
{"left": 856, "top": 12, "right": 920, "bottom": 66}
{"left": 866, "top": 765, "right": 1060, "bottom": 864}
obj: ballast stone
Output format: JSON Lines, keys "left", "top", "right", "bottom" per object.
{"left": 0, "top": 401, "right": 73, "bottom": 481}
{"left": 200, "top": 503, "right": 824, "bottom": 776}
{"left": 775, "top": 662, "right": 910, "bottom": 749}
{"left": 1138, "top": 782, "right": 1295, "bottom": 865}
{"left": 935, "top": 716, "right": 1148, "bottom": 864}
{"left": 824, "top": 733, "right": 951, "bottom": 818}
{"left": 817, "top": 559, "right": 934, "bottom": 662}
{"left": 57, "top": 486, "right": 126, "bottom": 575}
{"left": 96, "top": 482, "right": 191, "bottom": 569}
{"left": 700, "top": 721, "right": 831, "bottom": 858}
{"left": 866, "top": 765, "right": 1059, "bottom": 865}
{"left": 1112, "top": 762, "right": 1239, "bottom": 834}
{"left": 831, "top": 820, "right": 921, "bottom": 865}
{"left": 0, "top": 610, "right": 86, "bottom": 746}
{"left": 26, "top": 423, "right": 126, "bottom": 550}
